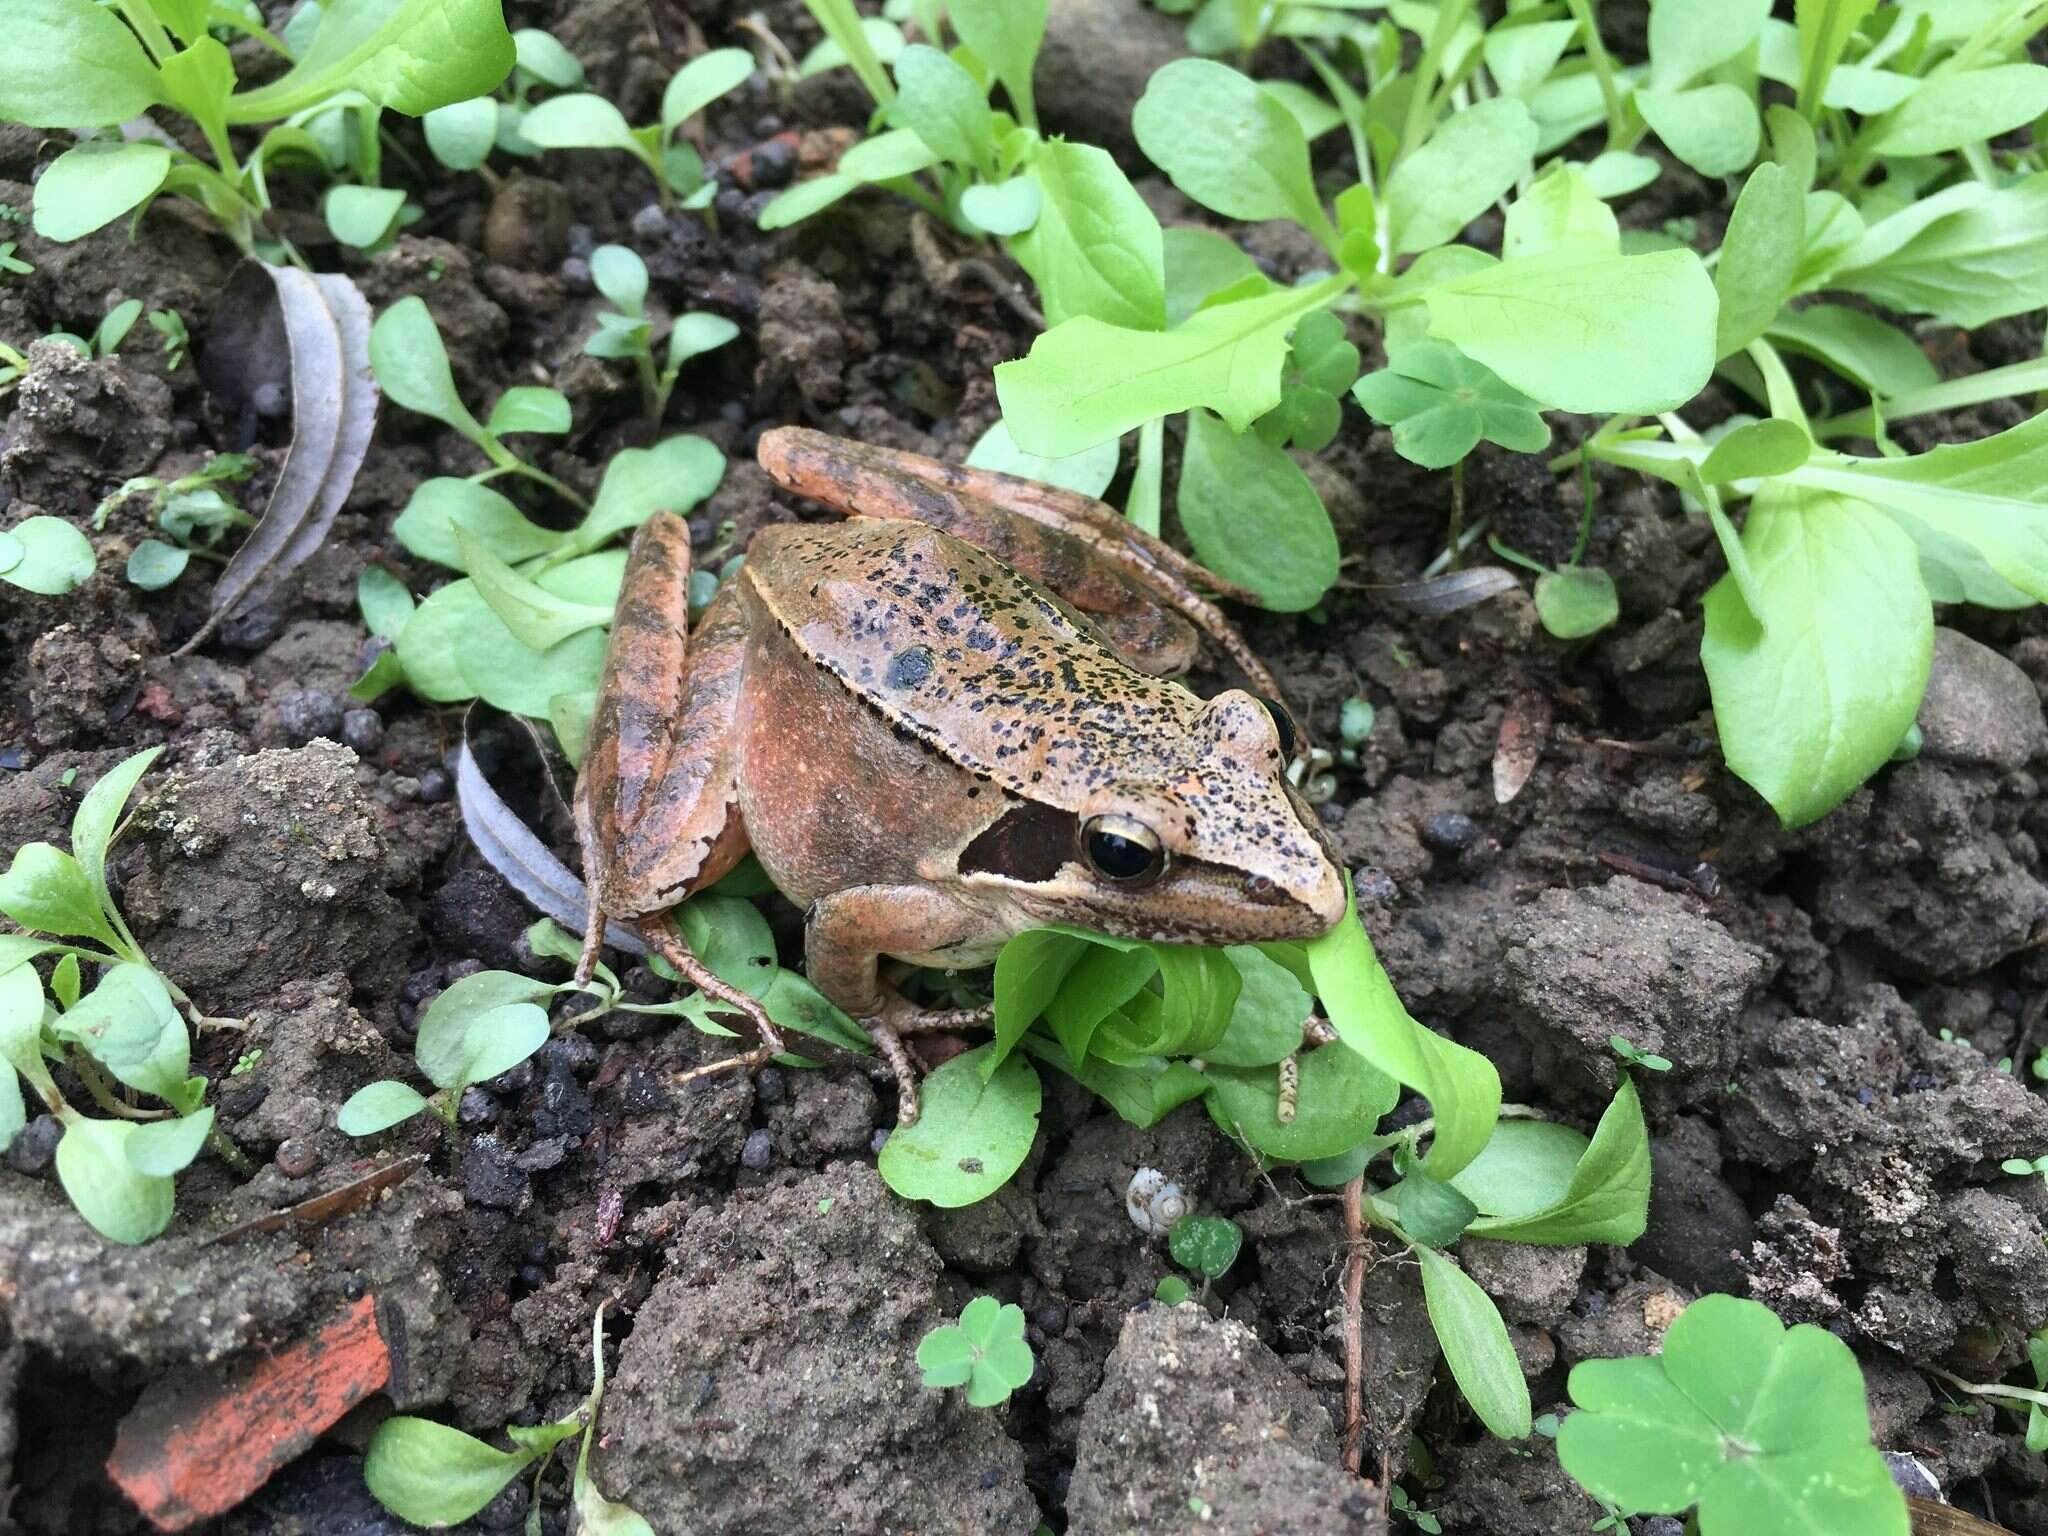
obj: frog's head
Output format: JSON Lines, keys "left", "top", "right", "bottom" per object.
{"left": 982, "top": 690, "right": 1348, "bottom": 945}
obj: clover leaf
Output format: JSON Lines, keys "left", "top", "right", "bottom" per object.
{"left": 915, "top": 1295, "right": 1035, "bottom": 1408}
{"left": 1557, "top": 1294, "right": 1908, "bottom": 1536}
{"left": 1351, "top": 341, "right": 1551, "bottom": 470}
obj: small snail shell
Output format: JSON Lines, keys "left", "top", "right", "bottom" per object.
{"left": 1126, "top": 1167, "right": 1188, "bottom": 1236}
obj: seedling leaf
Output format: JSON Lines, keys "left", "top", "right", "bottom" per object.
{"left": 1417, "top": 1244, "right": 1530, "bottom": 1439}
{"left": 338, "top": 1080, "right": 432, "bottom": 1135}
{"left": 32, "top": 142, "right": 174, "bottom": 242}
{"left": 365, "top": 1417, "right": 539, "bottom": 1527}
{"left": 878, "top": 1044, "right": 1040, "bottom": 1206}
{"left": 55, "top": 1116, "right": 176, "bottom": 1245}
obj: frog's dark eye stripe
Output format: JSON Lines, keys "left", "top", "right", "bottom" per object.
{"left": 960, "top": 798, "right": 1074, "bottom": 883}
{"left": 1255, "top": 695, "right": 1298, "bottom": 760}
{"left": 1079, "top": 814, "right": 1167, "bottom": 888}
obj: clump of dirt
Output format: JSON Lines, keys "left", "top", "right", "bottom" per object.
{"left": 124, "top": 742, "right": 418, "bottom": 1014}
{"left": 0, "top": 344, "right": 174, "bottom": 518}
{"left": 596, "top": 1162, "right": 1041, "bottom": 1533}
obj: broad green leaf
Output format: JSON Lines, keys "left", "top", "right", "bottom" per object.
{"left": 0, "top": 516, "right": 96, "bottom": 595}
{"left": 839, "top": 126, "right": 940, "bottom": 182}
{"left": 1204, "top": 1042, "right": 1396, "bottom": 1161}
{"left": 455, "top": 526, "right": 614, "bottom": 651}
{"left": 667, "top": 313, "right": 740, "bottom": 374}
{"left": 59, "top": 963, "right": 189, "bottom": 1099}
{"left": 3, "top": 0, "right": 165, "bottom": 128}
{"left": 414, "top": 970, "right": 553, "bottom": 1089}
{"left": 1306, "top": 891, "right": 1500, "bottom": 1179}
{"left": 1766, "top": 306, "right": 1937, "bottom": 397}
{"left": 1133, "top": 61, "right": 1334, "bottom": 249}
{"left": 1091, "top": 945, "right": 1238, "bottom": 1061}
{"left": 1463, "top": 1076, "right": 1650, "bottom": 1244}
{"left": 1648, "top": 0, "right": 1771, "bottom": 89}
{"left": 574, "top": 435, "right": 725, "bottom": 552}
{"left": 966, "top": 420, "right": 1119, "bottom": 499}
{"left": 1452, "top": 1119, "right": 1591, "bottom": 1220}
{"left": 660, "top": 47, "right": 753, "bottom": 138}
{"left": 759, "top": 173, "right": 860, "bottom": 229}
{"left": 1169, "top": 1214, "right": 1241, "bottom": 1278}
{"left": 1012, "top": 140, "right": 1164, "bottom": 331}
{"left": 1259, "top": 79, "right": 1343, "bottom": 141}
{"left": 0, "top": 1061, "right": 22, "bottom": 1151}
{"left": 1715, "top": 163, "right": 1804, "bottom": 359}
{"left": 394, "top": 479, "right": 563, "bottom": 571}
{"left": 1792, "top": 0, "right": 1877, "bottom": 118}
{"left": 72, "top": 746, "right": 160, "bottom": 930}
{"left": 890, "top": 44, "right": 994, "bottom": 172}
{"left": 948, "top": 0, "right": 1047, "bottom": 127}
{"left": 958, "top": 177, "right": 1041, "bottom": 237}
{"left": 486, "top": 386, "right": 572, "bottom": 438}
{"left": 325, "top": 184, "right": 407, "bottom": 248}
{"left": 1387, "top": 98, "right": 1537, "bottom": 256}
{"left": 1698, "top": 419, "right": 1811, "bottom": 484}
{"left": 1580, "top": 151, "right": 1662, "bottom": 199}
{"left": 1203, "top": 946, "right": 1309, "bottom": 1068}
{"left": 55, "top": 1116, "right": 176, "bottom": 1244}
{"left": 1534, "top": 566, "right": 1619, "bottom": 639}
{"left": 1417, "top": 1245, "right": 1531, "bottom": 1439}
{"left": 0, "top": 961, "right": 51, "bottom": 1127}
{"left": 1562, "top": 1294, "right": 1908, "bottom": 1535}
{"left": 458, "top": 1002, "right": 550, "bottom": 1086}
{"left": 1423, "top": 248, "right": 1717, "bottom": 414}
{"left": 991, "top": 929, "right": 1093, "bottom": 1069}
{"left": 366, "top": 1417, "right": 539, "bottom": 1526}
{"left": 400, "top": 568, "right": 615, "bottom": 714}
{"left": 677, "top": 894, "right": 778, "bottom": 998}
{"left": 1869, "top": 65, "right": 2048, "bottom": 158}
{"left": 590, "top": 245, "right": 647, "bottom": 315}
{"left": 878, "top": 1045, "right": 1041, "bottom": 1207}
{"left": 996, "top": 274, "right": 1349, "bottom": 456}
{"left": 126, "top": 541, "right": 189, "bottom": 590}
{"left": 1825, "top": 175, "right": 2048, "bottom": 330}
{"left": 1638, "top": 84, "right": 1759, "bottom": 178}
{"left": 228, "top": 0, "right": 515, "bottom": 121}
{"left": 1162, "top": 226, "right": 1260, "bottom": 328}
{"left": 1044, "top": 943, "right": 1159, "bottom": 1068}
{"left": 424, "top": 97, "right": 499, "bottom": 170}
{"left": 368, "top": 297, "right": 490, "bottom": 451}
{"left": 1024, "top": 1038, "right": 1209, "bottom": 1129}
{"left": 126, "top": 1107, "right": 214, "bottom": 1177}
{"left": 520, "top": 93, "right": 641, "bottom": 152}
{"left": 1484, "top": 19, "right": 1578, "bottom": 99}
{"left": 0, "top": 844, "right": 119, "bottom": 945}
{"left": 1504, "top": 166, "right": 1619, "bottom": 260}
{"left": 1352, "top": 341, "right": 1550, "bottom": 470}
{"left": 337, "top": 1079, "right": 431, "bottom": 1135}
{"left": 1700, "top": 484, "right": 1931, "bottom": 827}
{"left": 31, "top": 142, "right": 173, "bottom": 242}
{"left": 1394, "top": 1165, "right": 1479, "bottom": 1247}
{"left": 1177, "top": 408, "right": 1338, "bottom": 612}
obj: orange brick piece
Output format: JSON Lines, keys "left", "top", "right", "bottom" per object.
{"left": 105, "top": 1295, "right": 391, "bottom": 1531}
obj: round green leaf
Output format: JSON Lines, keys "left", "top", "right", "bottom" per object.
{"left": 1203, "top": 1040, "right": 1397, "bottom": 1161}
{"left": 325, "top": 184, "right": 408, "bottom": 248}
{"left": 513, "top": 28, "right": 583, "bottom": 89}
{"left": 366, "top": 1416, "right": 537, "bottom": 1527}
{"left": 1203, "top": 946, "right": 1308, "bottom": 1067}
{"left": 589, "top": 244, "right": 648, "bottom": 315}
{"left": 414, "top": 970, "right": 554, "bottom": 1088}
{"left": 458, "top": 1002, "right": 550, "bottom": 1085}
{"left": 337, "top": 1079, "right": 432, "bottom": 1135}
{"left": 55, "top": 1116, "right": 176, "bottom": 1244}
{"left": 393, "top": 478, "right": 563, "bottom": 571}
{"left": 498, "top": 91, "right": 638, "bottom": 152}
{"left": 424, "top": 97, "right": 499, "bottom": 170}
{"left": 660, "top": 47, "right": 754, "bottom": 137}
{"left": 878, "top": 1045, "right": 1041, "bottom": 1207}
{"left": 1168, "top": 1213, "right": 1242, "bottom": 1279}
{"left": 1133, "top": 60, "right": 1329, "bottom": 242}
{"left": 126, "top": 538, "right": 190, "bottom": 590}
{"left": 0, "top": 515, "right": 96, "bottom": 595}
{"left": 368, "top": 296, "right": 488, "bottom": 448}
{"left": 31, "top": 141, "right": 174, "bottom": 242}
{"left": 1533, "top": 566, "right": 1618, "bottom": 640}
{"left": 125, "top": 1106, "right": 214, "bottom": 1177}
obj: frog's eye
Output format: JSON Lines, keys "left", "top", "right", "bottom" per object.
{"left": 1255, "top": 695, "right": 1298, "bottom": 761}
{"left": 1080, "top": 814, "right": 1167, "bottom": 888}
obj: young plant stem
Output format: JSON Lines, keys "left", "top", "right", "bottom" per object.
{"left": 1560, "top": 0, "right": 1628, "bottom": 148}
{"left": 207, "top": 1121, "right": 255, "bottom": 1177}
{"left": 71, "top": 1053, "right": 170, "bottom": 1121}
{"left": 1341, "top": 1172, "right": 1369, "bottom": 1478}
{"left": 1447, "top": 459, "right": 1466, "bottom": 570}
{"left": 1570, "top": 454, "right": 1597, "bottom": 567}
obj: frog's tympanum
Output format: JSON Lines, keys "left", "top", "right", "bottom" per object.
{"left": 573, "top": 428, "right": 1346, "bottom": 1118}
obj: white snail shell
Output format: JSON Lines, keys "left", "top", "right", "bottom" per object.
{"left": 1126, "top": 1168, "right": 1188, "bottom": 1236}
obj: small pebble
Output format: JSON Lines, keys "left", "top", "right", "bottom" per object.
{"left": 518, "top": 1263, "right": 549, "bottom": 1291}
{"left": 1353, "top": 866, "right": 1400, "bottom": 905}
{"left": 458, "top": 1086, "right": 499, "bottom": 1127}
{"left": 487, "top": 1059, "right": 535, "bottom": 1095}
{"left": 718, "top": 399, "right": 748, "bottom": 428}
{"left": 713, "top": 187, "right": 746, "bottom": 222}
{"left": 340, "top": 1274, "right": 367, "bottom": 1301}
{"left": 749, "top": 138, "right": 796, "bottom": 189}
{"left": 0, "top": 747, "right": 27, "bottom": 772}
{"left": 5, "top": 1115, "right": 63, "bottom": 1175}
{"left": 275, "top": 1137, "right": 322, "bottom": 1178}
{"left": 755, "top": 1067, "right": 786, "bottom": 1105}
{"left": 751, "top": 114, "right": 784, "bottom": 137}
{"left": 870, "top": 1128, "right": 890, "bottom": 1155}
{"left": 1636, "top": 1519, "right": 1685, "bottom": 1536}
{"left": 558, "top": 255, "right": 592, "bottom": 289}
{"left": 1420, "top": 811, "right": 1480, "bottom": 851}
{"left": 741, "top": 1129, "right": 775, "bottom": 1170}
{"left": 417, "top": 765, "right": 452, "bottom": 803}
{"left": 566, "top": 222, "right": 596, "bottom": 259}
{"left": 1885, "top": 1453, "right": 1941, "bottom": 1501}
{"left": 341, "top": 708, "right": 384, "bottom": 755}
{"left": 630, "top": 203, "right": 670, "bottom": 240}
{"left": 275, "top": 688, "right": 343, "bottom": 746}
{"left": 1033, "top": 1303, "right": 1068, "bottom": 1336}
{"left": 538, "top": 1035, "right": 599, "bottom": 1074}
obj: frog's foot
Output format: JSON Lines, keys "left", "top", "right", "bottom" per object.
{"left": 864, "top": 999, "right": 995, "bottom": 1125}
{"left": 638, "top": 917, "right": 793, "bottom": 1079}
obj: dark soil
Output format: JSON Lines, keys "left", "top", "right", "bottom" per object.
{"left": 5, "top": 2, "right": 2048, "bottom": 1533}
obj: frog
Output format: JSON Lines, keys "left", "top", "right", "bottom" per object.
{"left": 572, "top": 427, "right": 1347, "bottom": 1119}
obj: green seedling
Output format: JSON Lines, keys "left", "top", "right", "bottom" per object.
{"left": 795, "top": 0, "right": 905, "bottom": 106}
{"left": 424, "top": 28, "right": 587, "bottom": 178}
{"left": 585, "top": 245, "right": 741, "bottom": 424}
{"left": 96, "top": 452, "right": 258, "bottom": 591}
{"left": 0, "top": 242, "right": 33, "bottom": 278}
{"left": 0, "top": 747, "right": 248, "bottom": 1244}
{"left": 148, "top": 308, "right": 189, "bottom": 371}
{"left": 1337, "top": 698, "right": 1375, "bottom": 770}
{"left": 1167, "top": 1212, "right": 1242, "bottom": 1303}
{"left": 366, "top": 1302, "right": 650, "bottom": 1530}
{"left": 2003, "top": 1154, "right": 2048, "bottom": 1189}
{"left": 1608, "top": 1036, "right": 1672, "bottom": 1074}
{"left": 1153, "top": 1274, "right": 1193, "bottom": 1305}
{"left": 519, "top": 49, "right": 754, "bottom": 213}
{"left": 1557, "top": 1293, "right": 1908, "bottom": 1536}
{"left": 1388, "top": 1484, "right": 1443, "bottom": 1535}
{"left": 0, "top": 515, "right": 96, "bottom": 597}
{"left": 916, "top": 1295, "right": 1035, "bottom": 1408}
{"left": 3, "top": 0, "right": 514, "bottom": 256}
{"left": 336, "top": 969, "right": 557, "bottom": 1142}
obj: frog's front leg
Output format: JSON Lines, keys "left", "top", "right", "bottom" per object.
{"left": 803, "top": 885, "right": 1000, "bottom": 1123}
{"left": 576, "top": 511, "right": 787, "bottom": 1075}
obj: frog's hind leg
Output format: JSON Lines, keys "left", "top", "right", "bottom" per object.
{"left": 576, "top": 512, "right": 785, "bottom": 1070}
{"left": 757, "top": 427, "right": 1286, "bottom": 703}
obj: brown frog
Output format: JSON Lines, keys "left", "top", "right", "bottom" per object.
{"left": 573, "top": 428, "right": 1346, "bottom": 1117}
